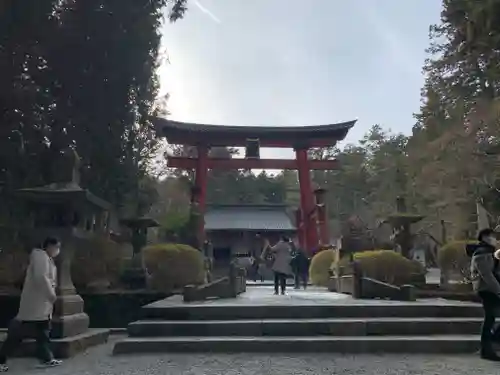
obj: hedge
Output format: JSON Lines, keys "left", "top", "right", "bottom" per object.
{"left": 143, "top": 243, "right": 205, "bottom": 291}
{"left": 349, "top": 250, "right": 425, "bottom": 286}
{"left": 309, "top": 249, "right": 336, "bottom": 286}
{"left": 328, "top": 249, "right": 426, "bottom": 286}
{"left": 438, "top": 240, "right": 477, "bottom": 283}
{"left": 72, "top": 236, "right": 124, "bottom": 289}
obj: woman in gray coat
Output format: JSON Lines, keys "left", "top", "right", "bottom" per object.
{"left": 261, "top": 236, "right": 293, "bottom": 295}
{"left": 0, "top": 237, "right": 63, "bottom": 372}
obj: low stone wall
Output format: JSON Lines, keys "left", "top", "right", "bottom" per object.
{"left": 329, "top": 261, "right": 417, "bottom": 301}
{"left": 183, "top": 263, "right": 246, "bottom": 302}
{"left": 329, "top": 262, "right": 479, "bottom": 302}
{"left": 0, "top": 290, "right": 171, "bottom": 328}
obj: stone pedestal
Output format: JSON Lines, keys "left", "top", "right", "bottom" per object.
{"left": 50, "top": 230, "right": 89, "bottom": 339}
{"left": 120, "top": 217, "right": 158, "bottom": 289}
{"left": 121, "top": 256, "right": 147, "bottom": 289}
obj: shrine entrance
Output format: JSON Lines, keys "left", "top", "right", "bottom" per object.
{"left": 153, "top": 119, "right": 356, "bottom": 254}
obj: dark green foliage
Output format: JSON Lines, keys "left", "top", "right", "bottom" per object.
{"left": 0, "top": 0, "right": 188, "bottom": 214}
{"left": 308, "top": 0, "right": 500, "bottom": 241}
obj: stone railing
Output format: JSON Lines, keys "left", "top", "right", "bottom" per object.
{"left": 328, "top": 260, "right": 417, "bottom": 301}
{"left": 183, "top": 261, "right": 246, "bottom": 302}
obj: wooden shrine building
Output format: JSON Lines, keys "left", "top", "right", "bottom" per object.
{"left": 153, "top": 119, "right": 356, "bottom": 254}
{"left": 204, "top": 204, "right": 296, "bottom": 262}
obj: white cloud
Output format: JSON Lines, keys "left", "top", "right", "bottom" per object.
{"left": 193, "top": 0, "right": 221, "bottom": 24}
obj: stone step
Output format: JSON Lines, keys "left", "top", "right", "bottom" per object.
{"left": 142, "top": 304, "right": 483, "bottom": 320}
{"left": 0, "top": 329, "right": 110, "bottom": 358}
{"left": 128, "top": 317, "right": 483, "bottom": 337}
{"left": 113, "top": 335, "right": 480, "bottom": 354}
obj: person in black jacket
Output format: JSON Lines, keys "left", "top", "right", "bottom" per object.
{"left": 291, "top": 239, "right": 310, "bottom": 290}
{"left": 469, "top": 228, "right": 500, "bottom": 361}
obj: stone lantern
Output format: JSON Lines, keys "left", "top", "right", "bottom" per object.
{"left": 13, "top": 148, "right": 109, "bottom": 357}
{"left": 120, "top": 216, "right": 159, "bottom": 289}
{"left": 383, "top": 196, "right": 424, "bottom": 259}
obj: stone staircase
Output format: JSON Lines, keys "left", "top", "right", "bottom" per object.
{"left": 113, "top": 295, "right": 484, "bottom": 354}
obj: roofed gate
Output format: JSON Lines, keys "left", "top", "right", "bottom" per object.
{"left": 153, "top": 119, "right": 356, "bottom": 254}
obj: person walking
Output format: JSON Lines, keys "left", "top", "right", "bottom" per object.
{"left": 469, "top": 228, "right": 500, "bottom": 361}
{"left": 0, "top": 237, "right": 63, "bottom": 372}
{"left": 250, "top": 255, "right": 259, "bottom": 282}
{"left": 291, "top": 239, "right": 310, "bottom": 290}
{"left": 261, "top": 236, "right": 293, "bottom": 295}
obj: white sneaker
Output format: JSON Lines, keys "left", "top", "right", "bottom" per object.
{"left": 0, "top": 364, "right": 8, "bottom": 372}
{"left": 37, "top": 359, "right": 62, "bottom": 368}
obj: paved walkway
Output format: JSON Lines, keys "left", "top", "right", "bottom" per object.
{"left": 247, "top": 267, "right": 444, "bottom": 286}
{"left": 3, "top": 338, "right": 499, "bottom": 375}
{"left": 148, "top": 286, "right": 479, "bottom": 308}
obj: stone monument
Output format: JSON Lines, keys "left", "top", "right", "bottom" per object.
{"left": 383, "top": 196, "right": 424, "bottom": 259}
{"left": 120, "top": 216, "right": 159, "bottom": 289}
{"left": 13, "top": 147, "right": 110, "bottom": 357}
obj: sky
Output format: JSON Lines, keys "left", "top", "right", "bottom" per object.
{"left": 158, "top": 0, "right": 443, "bottom": 160}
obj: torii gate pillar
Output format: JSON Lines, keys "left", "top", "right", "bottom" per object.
{"left": 194, "top": 145, "right": 209, "bottom": 245}
{"left": 295, "top": 147, "right": 318, "bottom": 253}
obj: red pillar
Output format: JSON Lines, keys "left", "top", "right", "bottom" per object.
{"left": 295, "top": 148, "right": 318, "bottom": 254}
{"left": 195, "top": 145, "right": 209, "bottom": 244}
{"left": 295, "top": 208, "right": 305, "bottom": 249}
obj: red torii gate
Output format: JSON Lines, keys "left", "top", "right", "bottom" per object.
{"left": 153, "top": 119, "right": 356, "bottom": 254}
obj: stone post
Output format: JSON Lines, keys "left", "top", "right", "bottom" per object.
{"left": 50, "top": 230, "right": 89, "bottom": 339}
{"left": 352, "top": 260, "right": 363, "bottom": 299}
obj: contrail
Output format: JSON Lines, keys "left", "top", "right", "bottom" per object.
{"left": 194, "top": 0, "right": 221, "bottom": 23}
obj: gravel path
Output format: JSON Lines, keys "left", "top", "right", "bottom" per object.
{"left": 3, "top": 338, "right": 499, "bottom": 375}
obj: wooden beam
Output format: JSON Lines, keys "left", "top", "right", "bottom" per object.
{"left": 167, "top": 157, "right": 340, "bottom": 170}
{"left": 165, "top": 136, "right": 337, "bottom": 148}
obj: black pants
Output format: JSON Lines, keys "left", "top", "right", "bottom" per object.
{"left": 251, "top": 264, "right": 262, "bottom": 282}
{"left": 0, "top": 320, "right": 54, "bottom": 364}
{"left": 479, "top": 291, "right": 500, "bottom": 351}
{"left": 294, "top": 272, "right": 308, "bottom": 289}
{"left": 274, "top": 272, "right": 287, "bottom": 294}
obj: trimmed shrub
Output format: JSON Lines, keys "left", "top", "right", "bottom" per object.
{"left": 309, "top": 248, "right": 336, "bottom": 286}
{"left": 143, "top": 243, "right": 205, "bottom": 291}
{"left": 0, "top": 249, "right": 29, "bottom": 291}
{"left": 72, "top": 236, "right": 125, "bottom": 290}
{"left": 438, "top": 240, "right": 477, "bottom": 283}
{"left": 330, "top": 250, "right": 426, "bottom": 286}
{"left": 351, "top": 250, "right": 425, "bottom": 285}
{"left": 0, "top": 228, "right": 29, "bottom": 290}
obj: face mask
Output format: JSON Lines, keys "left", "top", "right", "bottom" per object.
{"left": 49, "top": 245, "right": 60, "bottom": 258}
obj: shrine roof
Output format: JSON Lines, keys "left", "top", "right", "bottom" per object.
{"left": 15, "top": 182, "right": 112, "bottom": 210}
{"left": 153, "top": 118, "right": 356, "bottom": 147}
{"left": 205, "top": 204, "right": 296, "bottom": 232}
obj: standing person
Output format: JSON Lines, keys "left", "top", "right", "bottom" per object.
{"left": 261, "top": 236, "right": 293, "bottom": 295}
{"left": 249, "top": 255, "right": 260, "bottom": 282}
{"left": 0, "top": 237, "right": 63, "bottom": 372}
{"left": 469, "top": 228, "right": 500, "bottom": 361}
{"left": 291, "top": 239, "right": 309, "bottom": 290}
